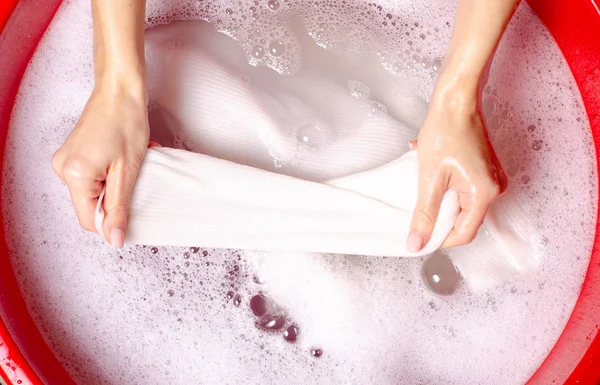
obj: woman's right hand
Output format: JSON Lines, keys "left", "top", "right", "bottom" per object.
{"left": 52, "top": 0, "right": 150, "bottom": 247}
{"left": 52, "top": 80, "right": 149, "bottom": 247}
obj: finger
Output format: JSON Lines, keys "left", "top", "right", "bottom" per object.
{"left": 487, "top": 143, "right": 508, "bottom": 194}
{"left": 408, "top": 174, "right": 447, "bottom": 252}
{"left": 65, "top": 178, "right": 104, "bottom": 232}
{"left": 441, "top": 193, "right": 494, "bottom": 248}
{"left": 51, "top": 150, "right": 66, "bottom": 180}
{"left": 59, "top": 157, "right": 105, "bottom": 232}
{"left": 495, "top": 161, "right": 509, "bottom": 194}
{"left": 102, "top": 162, "right": 140, "bottom": 248}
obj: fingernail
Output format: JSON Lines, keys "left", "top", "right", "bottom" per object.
{"left": 407, "top": 231, "right": 424, "bottom": 252}
{"left": 110, "top": 228, "right": 125, "bottom": 248}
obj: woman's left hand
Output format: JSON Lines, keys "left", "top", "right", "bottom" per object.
{"left": 406, "top": 88, "right": 508, "bottom": 252}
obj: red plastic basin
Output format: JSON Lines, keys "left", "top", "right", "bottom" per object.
{"left": 0, "top": 0, "right": 598, "bottom": 384}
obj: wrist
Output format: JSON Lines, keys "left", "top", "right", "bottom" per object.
{"left": 426, "top": 74, "right": 488, "bottom": 136}
{"left": 430, "top": 78, "right": 479, "bottom": 117}
{"left": 95, "top": 67, "right": 147, "bottom": 105}
{"left": 92, "top": 32, "right": 147, "bottom": 101}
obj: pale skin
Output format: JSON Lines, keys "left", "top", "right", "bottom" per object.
{"left": 52, "top": 0, "right": 520, "bottom": 249}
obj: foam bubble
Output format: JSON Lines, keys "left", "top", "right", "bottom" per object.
{"left": 421, "top": 252, "right": 461, "bottom": 295}
{"left": 251, "top": 45, "right": 265, "bottom": 58}
{"left": 295, "top": 123, "right": 330, "bottom": 149}
{"left": 268, "top": 40, "right": 286, "bottom": 56}
{"left": 347, "top": 80, "right": 371, "bottom": 100}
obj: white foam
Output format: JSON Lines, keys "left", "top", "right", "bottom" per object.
{"left": 1, "top": 0, "right": 597, "bottom": 384}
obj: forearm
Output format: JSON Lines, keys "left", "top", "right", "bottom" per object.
{"left": 91, "top": 0, "right": 147, "bottom": 95}
{"left": 433, "top": 0, "right": 520, "bottom": 108}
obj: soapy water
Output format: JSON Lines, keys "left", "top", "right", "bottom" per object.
{"left": 1, "top": 0, "right": 597, "bottom": 384}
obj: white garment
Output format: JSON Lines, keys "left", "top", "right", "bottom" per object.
{"left": 100, "top": 148, "right": 458, "bottom": 256}
{"left": 143, "top": 20, "right": 426, "bottom": 181}
{"left": 95, "top": 147, "right": 536, "bottom": 290}
{"left": 95, "top": 20, "right": 538, "bottom": 290}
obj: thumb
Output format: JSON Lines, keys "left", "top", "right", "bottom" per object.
{"left": 102, "top": 163, "right": 139, "bottom": 248}
{"left": 407, "top": 174, "right": 446, "bottom": 252}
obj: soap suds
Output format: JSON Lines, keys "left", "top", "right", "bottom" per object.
{"left": 1, "top": 0, "right": 596, "bottom": 384}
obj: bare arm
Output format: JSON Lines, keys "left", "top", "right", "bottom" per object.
{"left": 52, "top": 0, "right": 149, "bottom": 248}
{"left": 92, "top": 0, "right": 147, "bottom": 97}
{"left": 407, "top": 0, "right": 520, "bottom": 252}
{"left": 436, "top": 0, "right": 520, "bottom": 105}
